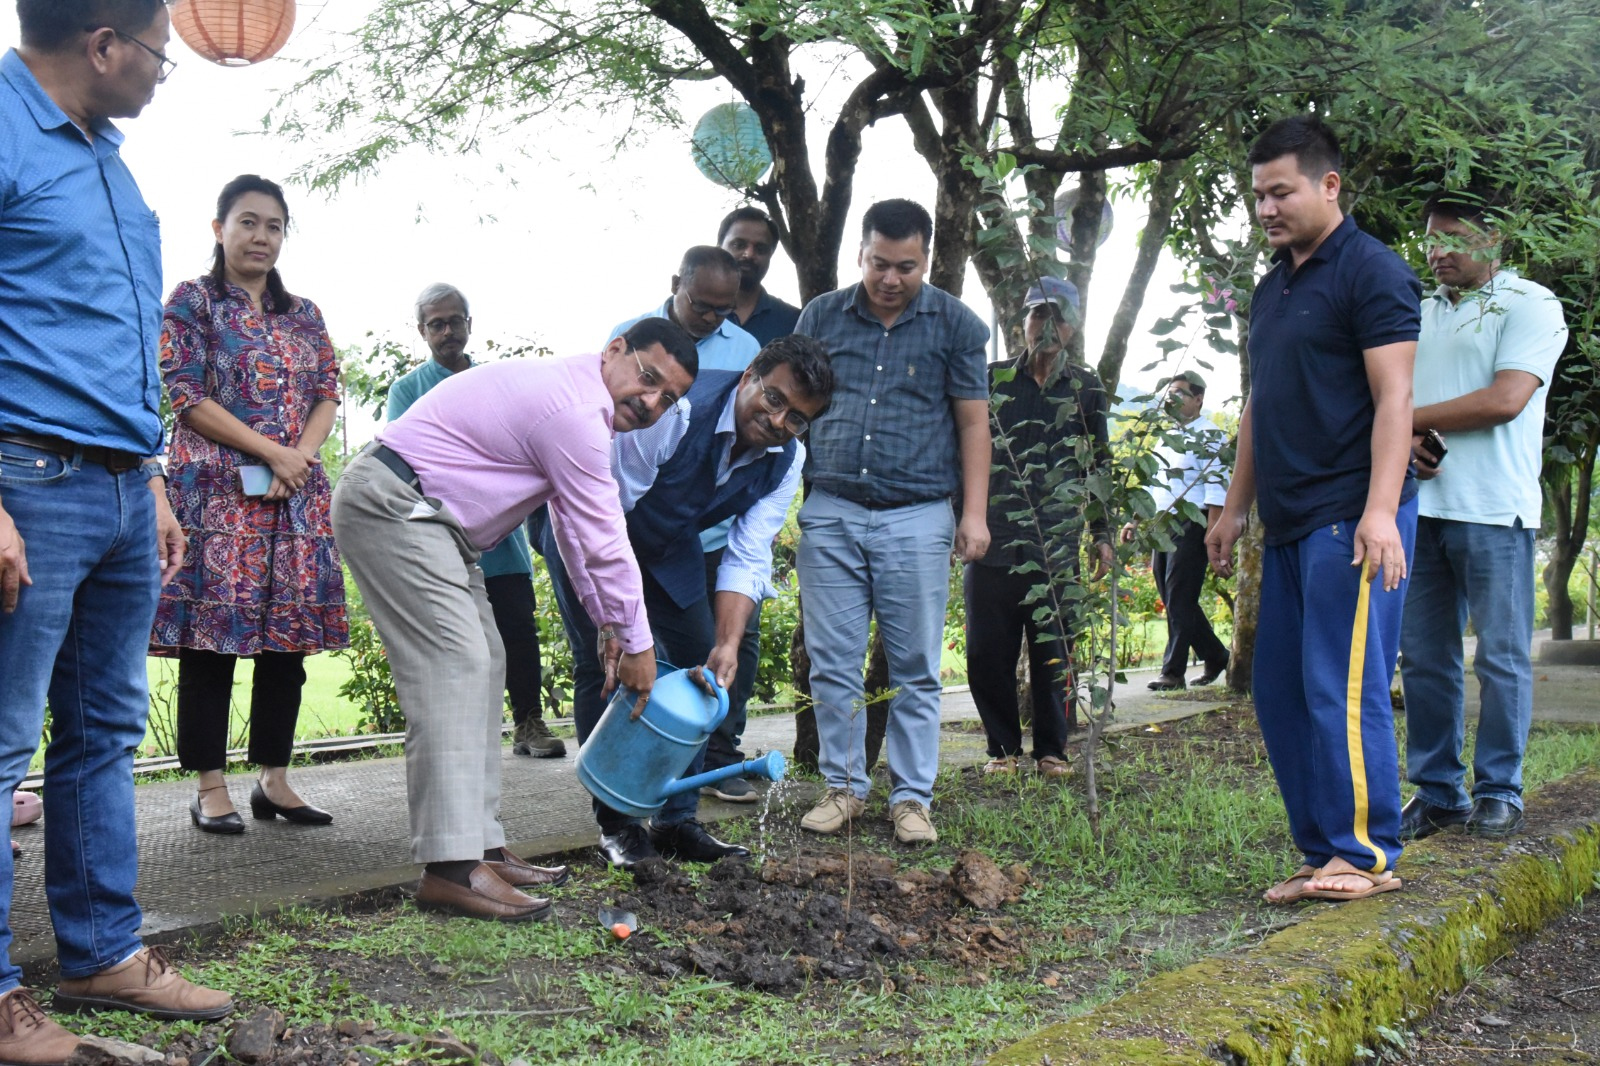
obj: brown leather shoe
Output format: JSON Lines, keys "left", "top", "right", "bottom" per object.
{"left": 0, "top": 988, "right": 80, "bottom": 1065}
{"left": 415, "top": 865, "right": 552, "bottom": 922}
{"left": 483, "top": 847, "right": 570, "bottom": 888}
{"left": 52, "top": 947, "right": 232, "bottom": 1022}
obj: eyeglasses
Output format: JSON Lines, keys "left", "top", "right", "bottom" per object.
{"left": 423, "top": 315, "right": 470, "bottom": 335}
{"left": 90, "top": 28, "right": 177, "bottom": 83}
{"left": 685, "top": 295, "right": 737, "bottom": 319}
{"left": 631, "top": 348, "right": 682, "bottom": 409}
{"left": 751, "top": 374, "right": 811, "bottom": 435}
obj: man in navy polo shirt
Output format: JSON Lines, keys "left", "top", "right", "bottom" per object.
{"left": 1208, "top": 116, "right": 1422, "bottom": 904}
{"left": 1, "top": 1, "right": 232, "bottom": 1053}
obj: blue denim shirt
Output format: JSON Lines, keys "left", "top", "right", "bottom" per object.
{"left": 0, "top": 50, "right": 164, "bottom": 455}
{"left": 796, "top": 282, "right": 989, "bottom": 506}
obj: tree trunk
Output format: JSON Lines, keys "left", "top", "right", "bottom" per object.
{"left": 1540, "top": 445, "right": 1596, "bottom": 640}
{"left": 1226, "top": 506, "right": 1263, "bottom": 693}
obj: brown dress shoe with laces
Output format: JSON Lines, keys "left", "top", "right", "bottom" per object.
{"left": 53, "top": 947, "right": 232, "bottom": 1022}
{"left": 0, "top": 988, "right": 80, "bottom": 1066}
{"left": 415, "top": 865, "right": 552, "bottom": 922}
{"left": 483, "top": 847, "right": 570, "bottom": 888}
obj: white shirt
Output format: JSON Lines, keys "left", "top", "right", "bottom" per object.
{"left": 1415, "top": 269, "right": 1566, "bottom": 528}
{"left": 1149, "top": 416, "right": 1230, "bottom": 517}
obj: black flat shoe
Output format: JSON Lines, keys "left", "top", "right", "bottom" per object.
{"left": 189, "top": 795, "right": 245, "bottom": 835}
{"left": 598, "top": 824, "right": 659, "bottom": 869}
{"left": 1466, "top": 797, "right": 1524, "bottom": 838}
{"left": 1399, "top": 795, "right": 1470, "bottom": 841}
{"left": 648, "top": 819, "right": 751, "bottom": 863}
{"left": 249, "top": 784, "right": 333, "bottom": 825}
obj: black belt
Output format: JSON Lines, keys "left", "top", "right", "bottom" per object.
{"left": 370, "top": 444, "right": 421, "bottom": 489}
{"left": 859, "top": 496, "right": 938, "bottom": 511}
{"left": 0, "top": 434, "right": 144, "bottom": 473}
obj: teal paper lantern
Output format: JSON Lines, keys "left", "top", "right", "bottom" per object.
{"left": 691, "top": 103, "right": 773, "bottom": 190}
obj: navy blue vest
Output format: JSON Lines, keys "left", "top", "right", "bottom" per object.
{"left": 627, "top": 370, "right": 797, "bottom": 608}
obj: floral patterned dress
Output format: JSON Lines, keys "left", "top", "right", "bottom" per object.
{"left": 150, "top": 277, "right": 349, "bottom": 657}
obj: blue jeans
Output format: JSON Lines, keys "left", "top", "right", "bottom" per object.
{"left": 797, "top": 491, "right": 954, "bottom": 808}
{"left": 0, "top": 442, "right": 157, "bottom": 989}
{"left": 1399, "top": 517, "right": 1536, "bottom": 811}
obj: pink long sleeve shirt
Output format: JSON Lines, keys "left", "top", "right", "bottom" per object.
{"left": 377, "top": 353, "right": 648, "bottom": 653}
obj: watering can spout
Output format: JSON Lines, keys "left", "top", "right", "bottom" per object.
{"left": 660, "top": 750, "right": 787, "bottom": 799}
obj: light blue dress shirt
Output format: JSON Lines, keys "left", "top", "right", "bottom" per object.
{"left": 0, "top": 50, "right": 163, "bottom": 454}
{"left": 607, "top": 299, "right": 761, "bottom": 551}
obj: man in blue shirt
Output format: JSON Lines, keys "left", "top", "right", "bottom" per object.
{"left": 388, "top": 284, "right": 564, "bottom": 760}
{"left": 794, "top": 199, "right": 991, "bottom": 846}
{"left": 0, "top": 2, "right": 232, "bottom": 1055}
{"left": 718, "top": 207, "right": 802, "bottom": 345}
{"left": 601, "top": 246, "right": 765, "bottom": 798}
{"left": 1208, "top": 116, "right": 1422, "bottom": 905}
{"left": 539, "top": 337, "right": 831, "bottom": 867}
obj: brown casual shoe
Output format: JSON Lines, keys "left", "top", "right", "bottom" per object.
{"left": 512, "top": 717, "right": 566, "bottom": 758}
{"left": 0, "top": 988, "right": 79, "bottom": 1065}
{"left": 483, "top": 847, "right": 570, "bottom": 888}
{"left": 982, "top": 756, "right": 1019, "bottom": 775}
{"left": 889, "top": 800, "right": 938, "bottom": 845}
{"left": 1036, "top": 755, "right": 1071, "bottom": 779}
{"left": 415, "top": 865, "right": 552, "bottom": 922}
{"left": 52, "top": 947, "right": 232, "bottom": 1022}
{"left": 800, "top": 788, "right": 866, "bottom": 834}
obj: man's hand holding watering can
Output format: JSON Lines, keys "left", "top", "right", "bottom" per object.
{"left": 600, "top": 626, "right": 657, "bottom": 719}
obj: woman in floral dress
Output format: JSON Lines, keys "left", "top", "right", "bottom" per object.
{"left": 152, "top": 174, "right": 347, "bottom": 834}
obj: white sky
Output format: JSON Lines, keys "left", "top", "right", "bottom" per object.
{"left": 2, "top": 1, "right": 1242, "bottom": 443}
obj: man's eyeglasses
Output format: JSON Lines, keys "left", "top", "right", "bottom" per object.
{"left": 686, "top": 296, "right": 737, "bottom": 319}
{"left": 89, "top": 28, "right": 177, "bottom": 83}
{"left": 424, "top": 315, "right": 470, "bottom": 335}
{"left": 631, "top": 348, "right": 682, "bottom": 409}
{"left": 752, "top": 374, "right": 811, "bottom": 435}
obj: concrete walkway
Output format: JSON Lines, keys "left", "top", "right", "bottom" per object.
{"left": 11, "top": 640, "right": 1596, "bottom": 971}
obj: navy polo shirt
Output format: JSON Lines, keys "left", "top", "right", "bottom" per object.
{"left": 1248, "top": 215, "right": 1422, "bottom": 546}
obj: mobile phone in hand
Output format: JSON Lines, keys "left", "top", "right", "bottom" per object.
{"left": 238, "top": 465, "right": 273, "bottom": 496}
{"left": 1418, "top": 429, "right": 1447, "bottom": 467}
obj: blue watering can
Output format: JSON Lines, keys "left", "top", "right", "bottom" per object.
{"left": 576, "top": 662, "right": 787, "bottom": 819}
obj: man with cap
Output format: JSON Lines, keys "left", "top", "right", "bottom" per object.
{"left": 1120, "top": 371, "right": 1231, "bottom": 690}
{"left": 965, "top": 276, "right": 1113, "bottom": 778}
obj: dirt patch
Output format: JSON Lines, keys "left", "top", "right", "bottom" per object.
{"left": 1395, "top": 900, "right": 1600, "bottom": 1064}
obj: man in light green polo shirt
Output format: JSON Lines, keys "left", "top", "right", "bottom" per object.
{"left": 1399, "top": 192, "right": 1567, "bottom": 841}
{"left": 387, "top": 283, "right": 564, "bottom": 757}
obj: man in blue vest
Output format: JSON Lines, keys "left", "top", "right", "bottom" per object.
{"left": 542, "top": 335, "right": 833, "bottom": 867}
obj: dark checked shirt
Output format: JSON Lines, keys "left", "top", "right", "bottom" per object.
{"left": 0, "top": 49, "right": 164, "bottom": 455}
{"left": 1248, "top": 215, "right": 1422, "bottom": 546}
{"left": 796, "top": 282, "right": 988, "bottom": 506}
{"left": 978, "top": 356, "right": 1111, "bottom": 570}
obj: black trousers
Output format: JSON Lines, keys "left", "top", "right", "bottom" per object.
{"left": 700, "top": 547, "right": 762, "bottom": 772}
{"left": 1152, "top": 518, "right": 1228, "bottom": 679}
{"left": 483, "top": 571, "right": 543, "bottom": 724}
{"left": 175, "top": 647, "right": 306, "bottom": 771}
{"left": 962, "top": 562, "right": 1074, "bottom": 760}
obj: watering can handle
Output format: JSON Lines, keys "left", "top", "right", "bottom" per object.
{"left": 693, "top": 666, "right": 731, "bottom": 726}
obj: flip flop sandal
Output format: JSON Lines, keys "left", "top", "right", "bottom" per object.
{"left": 1303, "top": 868, "right": 1402, "bottom": 902}
{"left": 1262, "top": 864, "right": 1319, "bottom": 905}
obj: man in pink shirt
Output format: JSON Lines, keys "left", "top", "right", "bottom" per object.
{"left": 331, "top": 318, "right": 697, "bottom": 921}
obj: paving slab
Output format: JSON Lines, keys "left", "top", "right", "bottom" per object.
{"left": 8, "top": 673, "right": 1222, "bottom": 971}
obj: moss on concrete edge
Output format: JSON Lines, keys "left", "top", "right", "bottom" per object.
{"left": 988, "top": 774, "right": 1600, "bottom": 1066}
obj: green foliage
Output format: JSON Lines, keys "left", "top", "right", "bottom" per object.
{"left": 337, "top": 619, "right": 405, "bottom": 735}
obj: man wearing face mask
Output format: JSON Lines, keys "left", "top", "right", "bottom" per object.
{"left": 1, "top": 2, "right": 234, "bottom": 1052}
{"left": 1121, "top": 371, "right": 1231, "bottom": 691}
{"left": 966, "top": 278, "right": 1112, "bottom": 780}
{"left": 388, "top": 284, "right": 562, "bottom": 759}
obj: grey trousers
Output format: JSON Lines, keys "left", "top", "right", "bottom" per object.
{"left": 331, "top": 451, "right": 506, "bottom": 863}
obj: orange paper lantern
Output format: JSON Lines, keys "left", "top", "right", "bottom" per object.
{"left": 171, "top": 0, "right": 297, "bottom": 67}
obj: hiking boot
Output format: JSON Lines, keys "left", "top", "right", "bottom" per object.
{"left": 982, "top": 756, "right": 1019, "bottom": 775}
{"left": 0, "top": 988, "right": 79, "bottom": 1065}
{"left": 800, "top": 788, "right": 865, "bottom": 834}
{"left": 513, "top": 717, "right": 566, "bottom": 758}
{"left": 890, "top": 800, "right": 938, "bottom": 845}
{"left": 53, "top": 947, "right": 233, "bottom": 1022}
